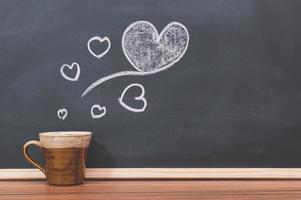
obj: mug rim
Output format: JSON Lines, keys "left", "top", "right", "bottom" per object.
{"left": 39, "top": 131, "right": 92, "bottom": 137}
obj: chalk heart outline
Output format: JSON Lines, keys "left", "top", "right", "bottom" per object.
{"left": 91, "top": 104, "right": 106, "bottom": 119}
{"left": 87, "top": 36, "right": 111, "bottom": 59}
{"left": 122, "top": 21, "right": 189, "bottom": 73}
{"left": 118, "top": 83, "right": 147, "bottom": 113}
{"left": 57, "top": 108, "right": 68, "bottom": 120}
{"left": 60, "top": 62, "right": 80, "bottom": 81}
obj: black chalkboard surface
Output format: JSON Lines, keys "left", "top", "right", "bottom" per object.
{"left": 1, "top": 0, "right": 301, "bottom": 168}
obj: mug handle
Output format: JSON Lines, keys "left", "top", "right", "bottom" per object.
{"left": 23, "top": 140, "right": 46, "bottom": 175}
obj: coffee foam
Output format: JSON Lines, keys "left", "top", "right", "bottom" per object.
{"left": 39, "top": 131, "right": 92, "bottom": 148}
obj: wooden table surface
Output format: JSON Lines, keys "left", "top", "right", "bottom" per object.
{"left": 1, "top": 180, "right": 301, "bottom": 199}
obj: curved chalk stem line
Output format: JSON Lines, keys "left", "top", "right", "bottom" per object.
{"left": 81, "top": 70, "right": 158, "bottom": 97}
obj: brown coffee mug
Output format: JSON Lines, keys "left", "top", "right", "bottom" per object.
{"left": 23, "top": 131, "right": 92, "bottom": 185}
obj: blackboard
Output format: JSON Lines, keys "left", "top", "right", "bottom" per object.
{"left": 1, "top": 0, "right": 301, "bottom": 169}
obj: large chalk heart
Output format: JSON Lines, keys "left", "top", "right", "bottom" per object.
{"left": 122, "top": 21, "right": 189, "bottom": 73}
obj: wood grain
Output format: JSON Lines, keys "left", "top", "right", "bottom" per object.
{"left": 2, "top": 168, "right": 301, "bottom": 180}
{"left": 1, "top": 180, "right": 301, "bottom": 199}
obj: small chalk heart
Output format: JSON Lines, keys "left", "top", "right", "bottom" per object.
{"left": 118, "top": 83, "right": 147, "bottom": 113}
{"left": 87, "top": 36, "right": 111, "bottom": 59}
{"left": 91, "top": 104, "right": 106, "bottom": 119}
{"left": 60, "top": 62, "right": 80, "bottom": 81}
{"left": 57, "top": 108, "right": 68, "bottom": 120}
